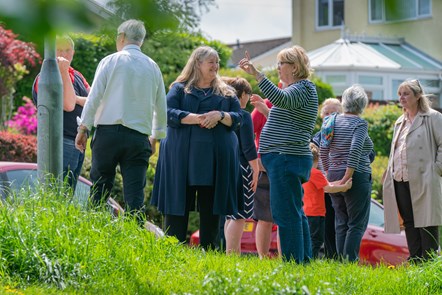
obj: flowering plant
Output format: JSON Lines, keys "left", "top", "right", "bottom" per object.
{"left": 0, "top": 25, "right": 40, "bottom": 130}
{"left": 7, "top": 97, "right": 37, "bottom": 135}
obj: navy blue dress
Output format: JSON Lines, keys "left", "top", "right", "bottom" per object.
{"left": 151, "top": 82, "right": 244, "bottom": 216}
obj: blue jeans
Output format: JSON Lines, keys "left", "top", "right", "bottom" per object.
{"left": 261, "top": 153, "right": 312, "bottom": 263}
{"left": 63, "top": 137, "right": 85, "bottom": 192}
{"left": 328, "top": 170, "right": 371, "bottom": 262}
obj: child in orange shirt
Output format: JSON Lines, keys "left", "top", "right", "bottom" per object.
{"left": 303, "top": 143, "right": 352, "bottom": 258}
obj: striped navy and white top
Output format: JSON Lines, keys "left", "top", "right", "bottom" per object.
{"left": 320, "top": 114, "right": 373, "bottom": 174}
{"left": 258, "top": 78, "right": 318, "bottom": 156}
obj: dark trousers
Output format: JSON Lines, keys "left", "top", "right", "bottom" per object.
{"left": 324, "top": 193, "right": 337, "bottom": 259}
{"left": 393, "top": 181, "right": 439, "bottom": 261}
{"left": 328, "top": 170, "right": 371, "bottom": 262}
{"left": 165, "top": 186, "right": 220, "bottom": 250}
{"left": 307, "top": 216, "right": 325, "bottom": 258}
{"left": 90, "top": 125, "right": 151, "bottom": 213}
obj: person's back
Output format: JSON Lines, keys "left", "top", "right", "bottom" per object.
{"left": 84, "top": 46, "right": 164, "bottom": 135}
{"left": 76, "top": 19, "right": 167, "bottom": 219}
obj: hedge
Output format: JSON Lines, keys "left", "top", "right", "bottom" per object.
{"left": 0, "top": 131, "right": 37, "bottom": 162}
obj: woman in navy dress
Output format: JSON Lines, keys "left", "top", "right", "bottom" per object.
{"left": 222, "top": 77, "right": 259, "bottom": 255}
{"left": 151, "top": 46, "right": 243, "bottom": 250}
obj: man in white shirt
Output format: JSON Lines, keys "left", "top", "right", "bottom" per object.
{"left": 75, "top": 19, "right": 167, "bottom": 217}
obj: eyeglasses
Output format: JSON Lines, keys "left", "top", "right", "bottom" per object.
{"left": 277, "top": 61, "right": 293, "bottom": 67}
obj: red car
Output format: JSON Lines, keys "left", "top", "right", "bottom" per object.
{"left": 190, "top": 199, "right": 409, "bottom": 266}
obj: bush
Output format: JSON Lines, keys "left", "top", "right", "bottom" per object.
{"left": 0, "top": 131, "right": 37, "bottom": 162}
{"left": 362, "top": 103, "right": 403, "bottom": 157}
{"left": 371, "top": 155, "right": 388, "bottom": 202}
{"left": 0, "top": 25, "right": 41, "bottom": 128}
{"left": 7, "top": 96, "right": 37, "bottom": 135}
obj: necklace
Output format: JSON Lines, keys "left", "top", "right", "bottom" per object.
{"left": 195, "top": 86, "right": 212, "bottom": 96}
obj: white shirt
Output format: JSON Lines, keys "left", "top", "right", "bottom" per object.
{"left": 80, "top": 44, "right": 167, "bottom": 138}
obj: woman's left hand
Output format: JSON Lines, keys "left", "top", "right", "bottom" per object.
{"left": 198, "top": 111, "right": 221, "bottom": 129}
{"left": 238, "top": 51, "right": 259, "bottom": 76}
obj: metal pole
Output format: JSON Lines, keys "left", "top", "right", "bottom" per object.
{"left": 37, "top": 35, "right": 63, "bottom": 183}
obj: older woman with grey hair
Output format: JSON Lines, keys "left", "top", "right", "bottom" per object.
{"left": 320, "top": 84, "right": 373, "bottom": 262}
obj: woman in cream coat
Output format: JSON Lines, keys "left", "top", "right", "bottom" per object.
{"left": 383, "top": 79, "right": 442, "bottom": 262}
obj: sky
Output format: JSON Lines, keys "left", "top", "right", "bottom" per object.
{"left": 198, "top": 0, "right": 292, "bottom": 44}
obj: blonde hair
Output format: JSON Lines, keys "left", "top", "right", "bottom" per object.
{"left": 172, "top": 46, "right": 235, "bottom": 97}
{"left": 309, "top": 142, "right": 320, "bottom": 162}
{"left": 398, "top": 79, "right": 431, "bottom": 113}
{"left": 320, "top": 98, "right": 343, "bottom": 117}
{"left": 277, "top": 45, "right": 313, "bottom": 79}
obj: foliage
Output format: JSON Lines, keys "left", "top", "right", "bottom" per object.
{"left": 106, "top": 0, "right": 215, "bottom": 33}
{"left": 143, "top": 31, "right": 232, "bottom": 87}
{"left": 371, "top": 155, "right": 389, "bottom": 201}
{"left": 7, "top": 97, "right": 37, "bottom": 135}
{"left": 311, "top": 75, "right": 335, "bottom": 105}
{"left": 0, "top": 0, "right": 93, "bottom": 48}
{"left": 362, "top": 103, "right": 403, "bottom": 157}
{"left": 0, "top": 131, "right": 37, "bottom": 162}
{"left": 69, "top": 33, "right": 116, "bottom": 84}
{"left": 1, "top": 192, "right": 442, "bottom": 294}
{"left": 0, "top": 25, "right": 40, "bottom": 130}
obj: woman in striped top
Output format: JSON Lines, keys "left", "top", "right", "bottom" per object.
{"left": 320, "top": 85, "right": 373, "bottom": 262}
{"left": 239, "top": 46, "right": 318, "bottom": 263}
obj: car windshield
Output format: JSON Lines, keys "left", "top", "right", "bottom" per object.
{"left": 0, "top": 168, "right": 90, "bottom": 205}
{"left": 0, "top": 169, "right": 38, "bottom": 198}
{"left": 368, "top": 201, "right": 384, "bottom": 227}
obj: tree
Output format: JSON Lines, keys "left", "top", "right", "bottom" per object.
{"left": 106, "top": 0, "right": 216, "bottom": 33}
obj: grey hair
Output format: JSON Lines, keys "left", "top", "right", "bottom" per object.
{"left": 341, "top": 84, "right": 368, "bottom": 115}
{"left": 118, "top": 19, "right": 146, "bottom": 44}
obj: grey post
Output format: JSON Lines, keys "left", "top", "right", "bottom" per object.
{"left": 37, "top": 35, "right": 63, "bottom": 183}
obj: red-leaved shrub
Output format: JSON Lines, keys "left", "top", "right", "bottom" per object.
{"left": 0, "top": 131, "right": 37, "bottom": 162}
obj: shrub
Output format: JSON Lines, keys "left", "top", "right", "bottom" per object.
{"left": 362, "top": 103, "right": 403, "bottom": 157}
{"left": 0, "top": 131, "right": 37, "bottom": 162}
{"left": 0, "top": 25, "right": 40, "bottom": 129}
{"left": 371, "top": 155, "right": 388, "bottom": 202}
{"left": 7, "top": 97, "right": 37, "bottom": 135}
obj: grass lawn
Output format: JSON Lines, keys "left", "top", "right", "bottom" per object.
{"left": 1, "top": 186, "right": 441, "bottom": 295}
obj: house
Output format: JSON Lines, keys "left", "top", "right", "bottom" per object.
{"left": 291, "top": 0, "right": 442, "bottom": 103}
{"left": 309, "top": 35, "right": 442, "bottom": 106}
{"left": 227, "top": 37, "right": 292, "bottom": 69}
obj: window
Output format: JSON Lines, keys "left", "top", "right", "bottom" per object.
{"left": 317, "top": 0, "right": 344, "bottom": 29}
{"left": 368, "top": 201, "right": 384, "bottom": 227}
{"left": 359, "top": 75, "right": 383, "bottom": 85}
{"left": 370, "top": 0, "right": 431, "bottom": 23}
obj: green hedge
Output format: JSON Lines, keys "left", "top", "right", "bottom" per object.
{"left": 362, "top": 103, "right": 403, "bottom": 157}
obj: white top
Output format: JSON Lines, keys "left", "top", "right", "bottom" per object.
{"left": 80, "top": 44, "right": 167, "bottom": 138}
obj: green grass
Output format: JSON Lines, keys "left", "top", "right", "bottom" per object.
{"left": 1, "top": 186, "right": 442, "bottom": 294}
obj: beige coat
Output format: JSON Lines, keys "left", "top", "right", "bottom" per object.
{"left": 383, "top": 109, "right": 442, "bottom": 233}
